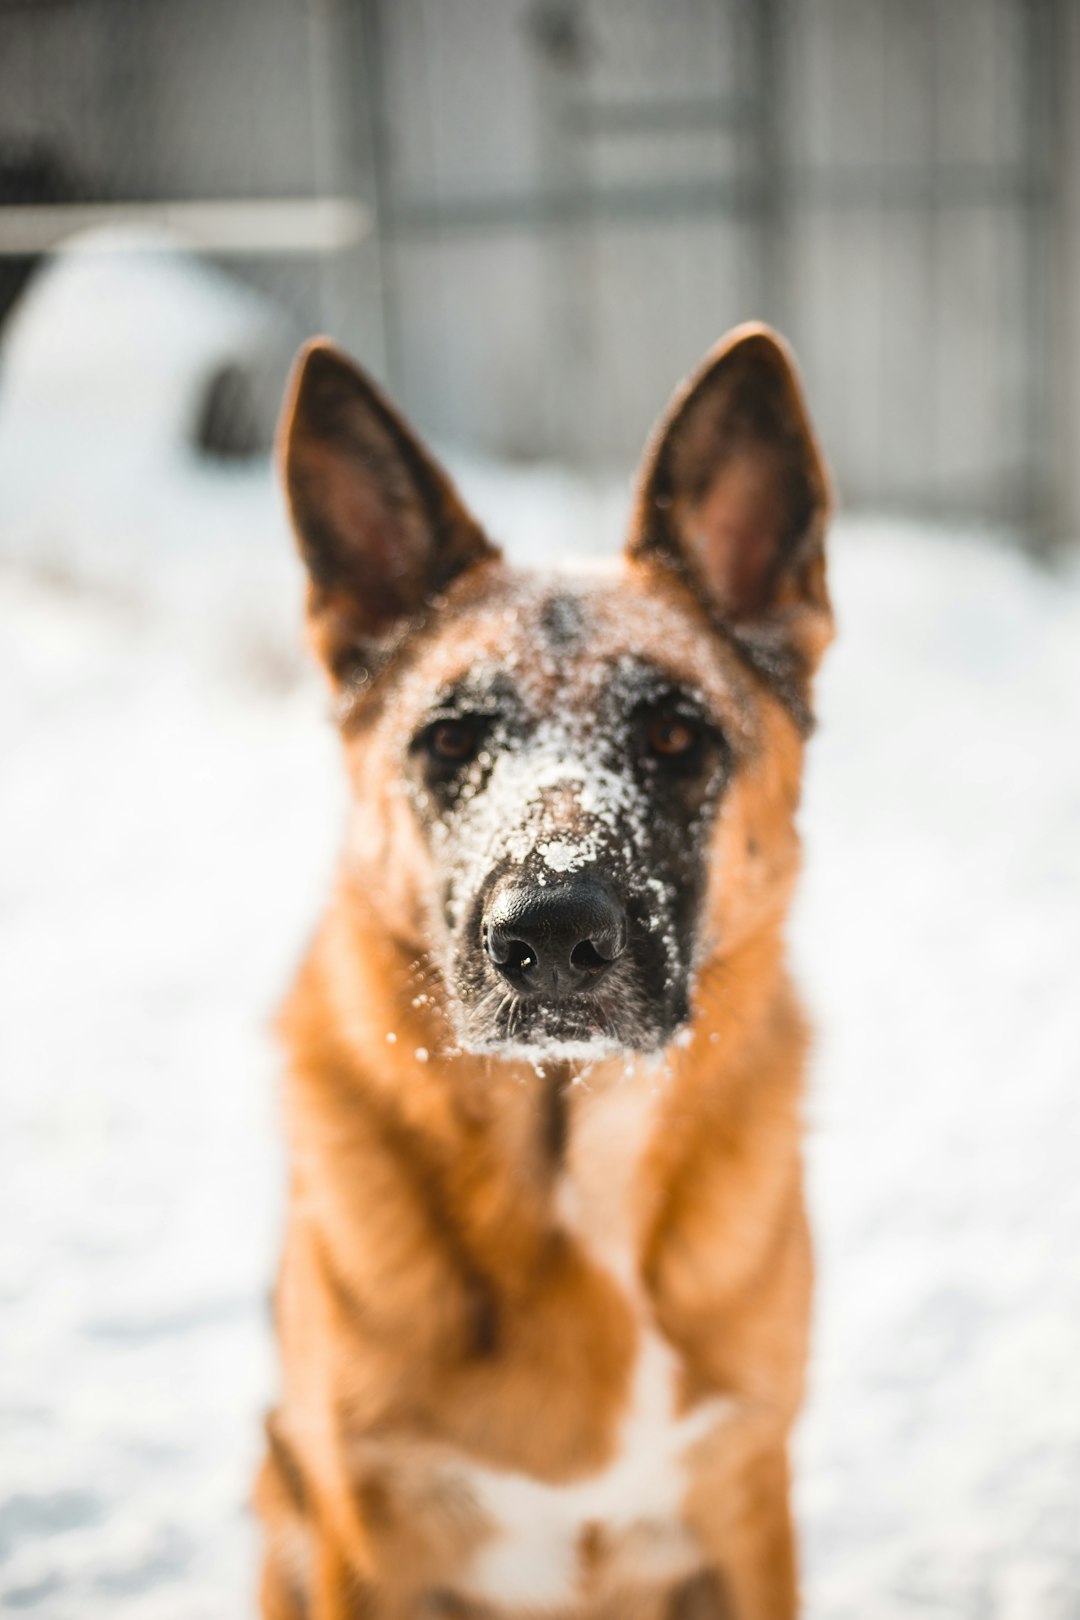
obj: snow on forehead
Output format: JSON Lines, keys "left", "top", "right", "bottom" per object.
{"left": 392, "top": 569, "right": 751, "bottom": 724}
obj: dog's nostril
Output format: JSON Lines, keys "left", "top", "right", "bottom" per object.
{"left": 569, "top": 939, "right": 612, "bottom": 973}
{"left": 505, "top": 938, "right": 538, "bottom": 975}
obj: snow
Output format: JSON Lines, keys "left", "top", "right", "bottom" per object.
{"left": 793, "top": 522, "right": 1080, "bottom": 1619}
{"left": 3, "top": 244, "right": 1080, "bottom": 1616}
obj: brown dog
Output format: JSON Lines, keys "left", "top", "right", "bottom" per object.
{"left": 256, "top": 324, "right": 833, "bottom": 1620}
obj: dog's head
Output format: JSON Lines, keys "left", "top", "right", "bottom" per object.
{"left": 281, "top": 327, "right": 832, "bottom": 1058}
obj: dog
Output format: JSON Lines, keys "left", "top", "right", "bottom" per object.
{"left": 255, "top": 323, "right": 833, "bottom": 1620}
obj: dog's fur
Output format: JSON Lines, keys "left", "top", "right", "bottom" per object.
{"left": 256, "top": 325, "right": 833, "bottom": 1620}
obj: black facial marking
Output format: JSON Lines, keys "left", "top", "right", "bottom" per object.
{"left": 603, "top": 658, "right": 732, "bottom": 805}
{"left": 408, "top": 672, "right": 527, "bottom": 805}
{"left": 727, "top": 624, "right": 816, "bottom": 736}
{"left": 539, "top": 592, "right": 587, "bottom": 652}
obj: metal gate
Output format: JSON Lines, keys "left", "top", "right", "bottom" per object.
{"left": 0, "top": 0, "right": 1065, "bottom": 529}
{"left": 366, "top": 0, "right": 1060, "bottom": 529}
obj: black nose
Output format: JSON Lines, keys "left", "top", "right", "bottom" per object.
{"left": 482, "top": 876, "right": 627, "bottom": 996}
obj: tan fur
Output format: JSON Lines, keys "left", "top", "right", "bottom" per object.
{"left": 257, "top": 326, "right": 832, "bottom": 1620}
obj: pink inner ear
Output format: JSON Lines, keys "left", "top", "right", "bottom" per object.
{"left": 681, "top": 442, "right": 790, "bottom": 619}
{"left": 303, "top": 440, "right": 415, "bottom": 586}
{"left": 293, "top": 436, "right": 437, "bottom": 642}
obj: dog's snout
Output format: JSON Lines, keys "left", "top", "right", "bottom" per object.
{"left": 482, "top": 876, "right": 627, "bottom": 996}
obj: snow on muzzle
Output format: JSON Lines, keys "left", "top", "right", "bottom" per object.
{"left": 440, "top": 743, "right": 689, "bottom": 1055}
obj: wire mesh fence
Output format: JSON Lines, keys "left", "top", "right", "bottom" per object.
{"left": 0, "top": 0, "right": 1071, "bottom": 532}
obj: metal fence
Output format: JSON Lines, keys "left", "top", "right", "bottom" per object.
{"left": 367, "top": 0, "right": 1064, "bottom": 530}
{"left": 0, "top": 0, "right": 1071, "bottom": 533}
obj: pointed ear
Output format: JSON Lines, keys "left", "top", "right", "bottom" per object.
{"left": 279, "top": 341, "right": 497, "bottom": 682}
{"left": 627, "top": 324, "right": 834, "bottom": 675}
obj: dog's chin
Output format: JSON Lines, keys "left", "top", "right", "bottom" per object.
{"left": 450, "top": 990, "right": 677, "bottom": 1063}
{"left": 467, "top": 1033, "right": 633, "bottom": 1064}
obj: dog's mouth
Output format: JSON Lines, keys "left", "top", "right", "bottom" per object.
{"left": 446, "top": 984, "right": 667, "bottom": 1062}
{"left": 456, "top": 980, "right": 656, "bottom": 1059}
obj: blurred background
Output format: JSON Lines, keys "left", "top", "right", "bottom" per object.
{"left": 4, "top": 0, "right": 1080, "bottom": 529}
{"left": 2, "top": 3, "right": 1079, "bottom": 1619}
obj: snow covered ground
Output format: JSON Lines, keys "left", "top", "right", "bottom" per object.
{"left": 2, "top": 248, "right": 1080, "bottom": 1618}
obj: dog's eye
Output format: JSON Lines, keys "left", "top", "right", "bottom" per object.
{"left": 425, "top": 718, "right": 480, "bottom": 766}
{"left": 646, "top": 714, "right": 701, "bottom": 760}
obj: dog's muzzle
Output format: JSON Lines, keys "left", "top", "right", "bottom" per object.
{"left": 481, "top": 873, "right": 627, "bottom": 998}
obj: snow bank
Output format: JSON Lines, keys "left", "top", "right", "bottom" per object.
{"left": 0, "top": 225, "right": 291, "bottom": 466}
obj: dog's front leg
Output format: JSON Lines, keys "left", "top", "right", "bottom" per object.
{"left": 309, "top": 1527, "right": 356, "bottom": 1620}
{"left": 256, "top": 1420, "right": 383, "bottom": 1620}
{"left": 312, "top": 1525, "right": 420, "bottom": 1620}
{"left": 302, "top": 1518, "right": 398, "bottom": 1620}
{"left": 255, "top": 1421, "right": 315, "bottom": 1620}
{"left": 695, "top": 1444, "right": 799, "bottom": 1620}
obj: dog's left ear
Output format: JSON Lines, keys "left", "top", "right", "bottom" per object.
{"left": 627, "top": 324, "right": 833, "bottom": 676}
{"left": 280, "top": 340, "right": 498, "bottom": 682}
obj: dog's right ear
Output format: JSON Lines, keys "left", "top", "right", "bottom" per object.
{"left": 280, "top": 341, "right": 497, "bottom": 682}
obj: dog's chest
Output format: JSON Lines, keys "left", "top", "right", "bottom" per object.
{"left": 457, "top": 1069, "right": 724, "bottom": 1606}
{"left": 556, "top": 1068, "right": 659, "bottom": 1289}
